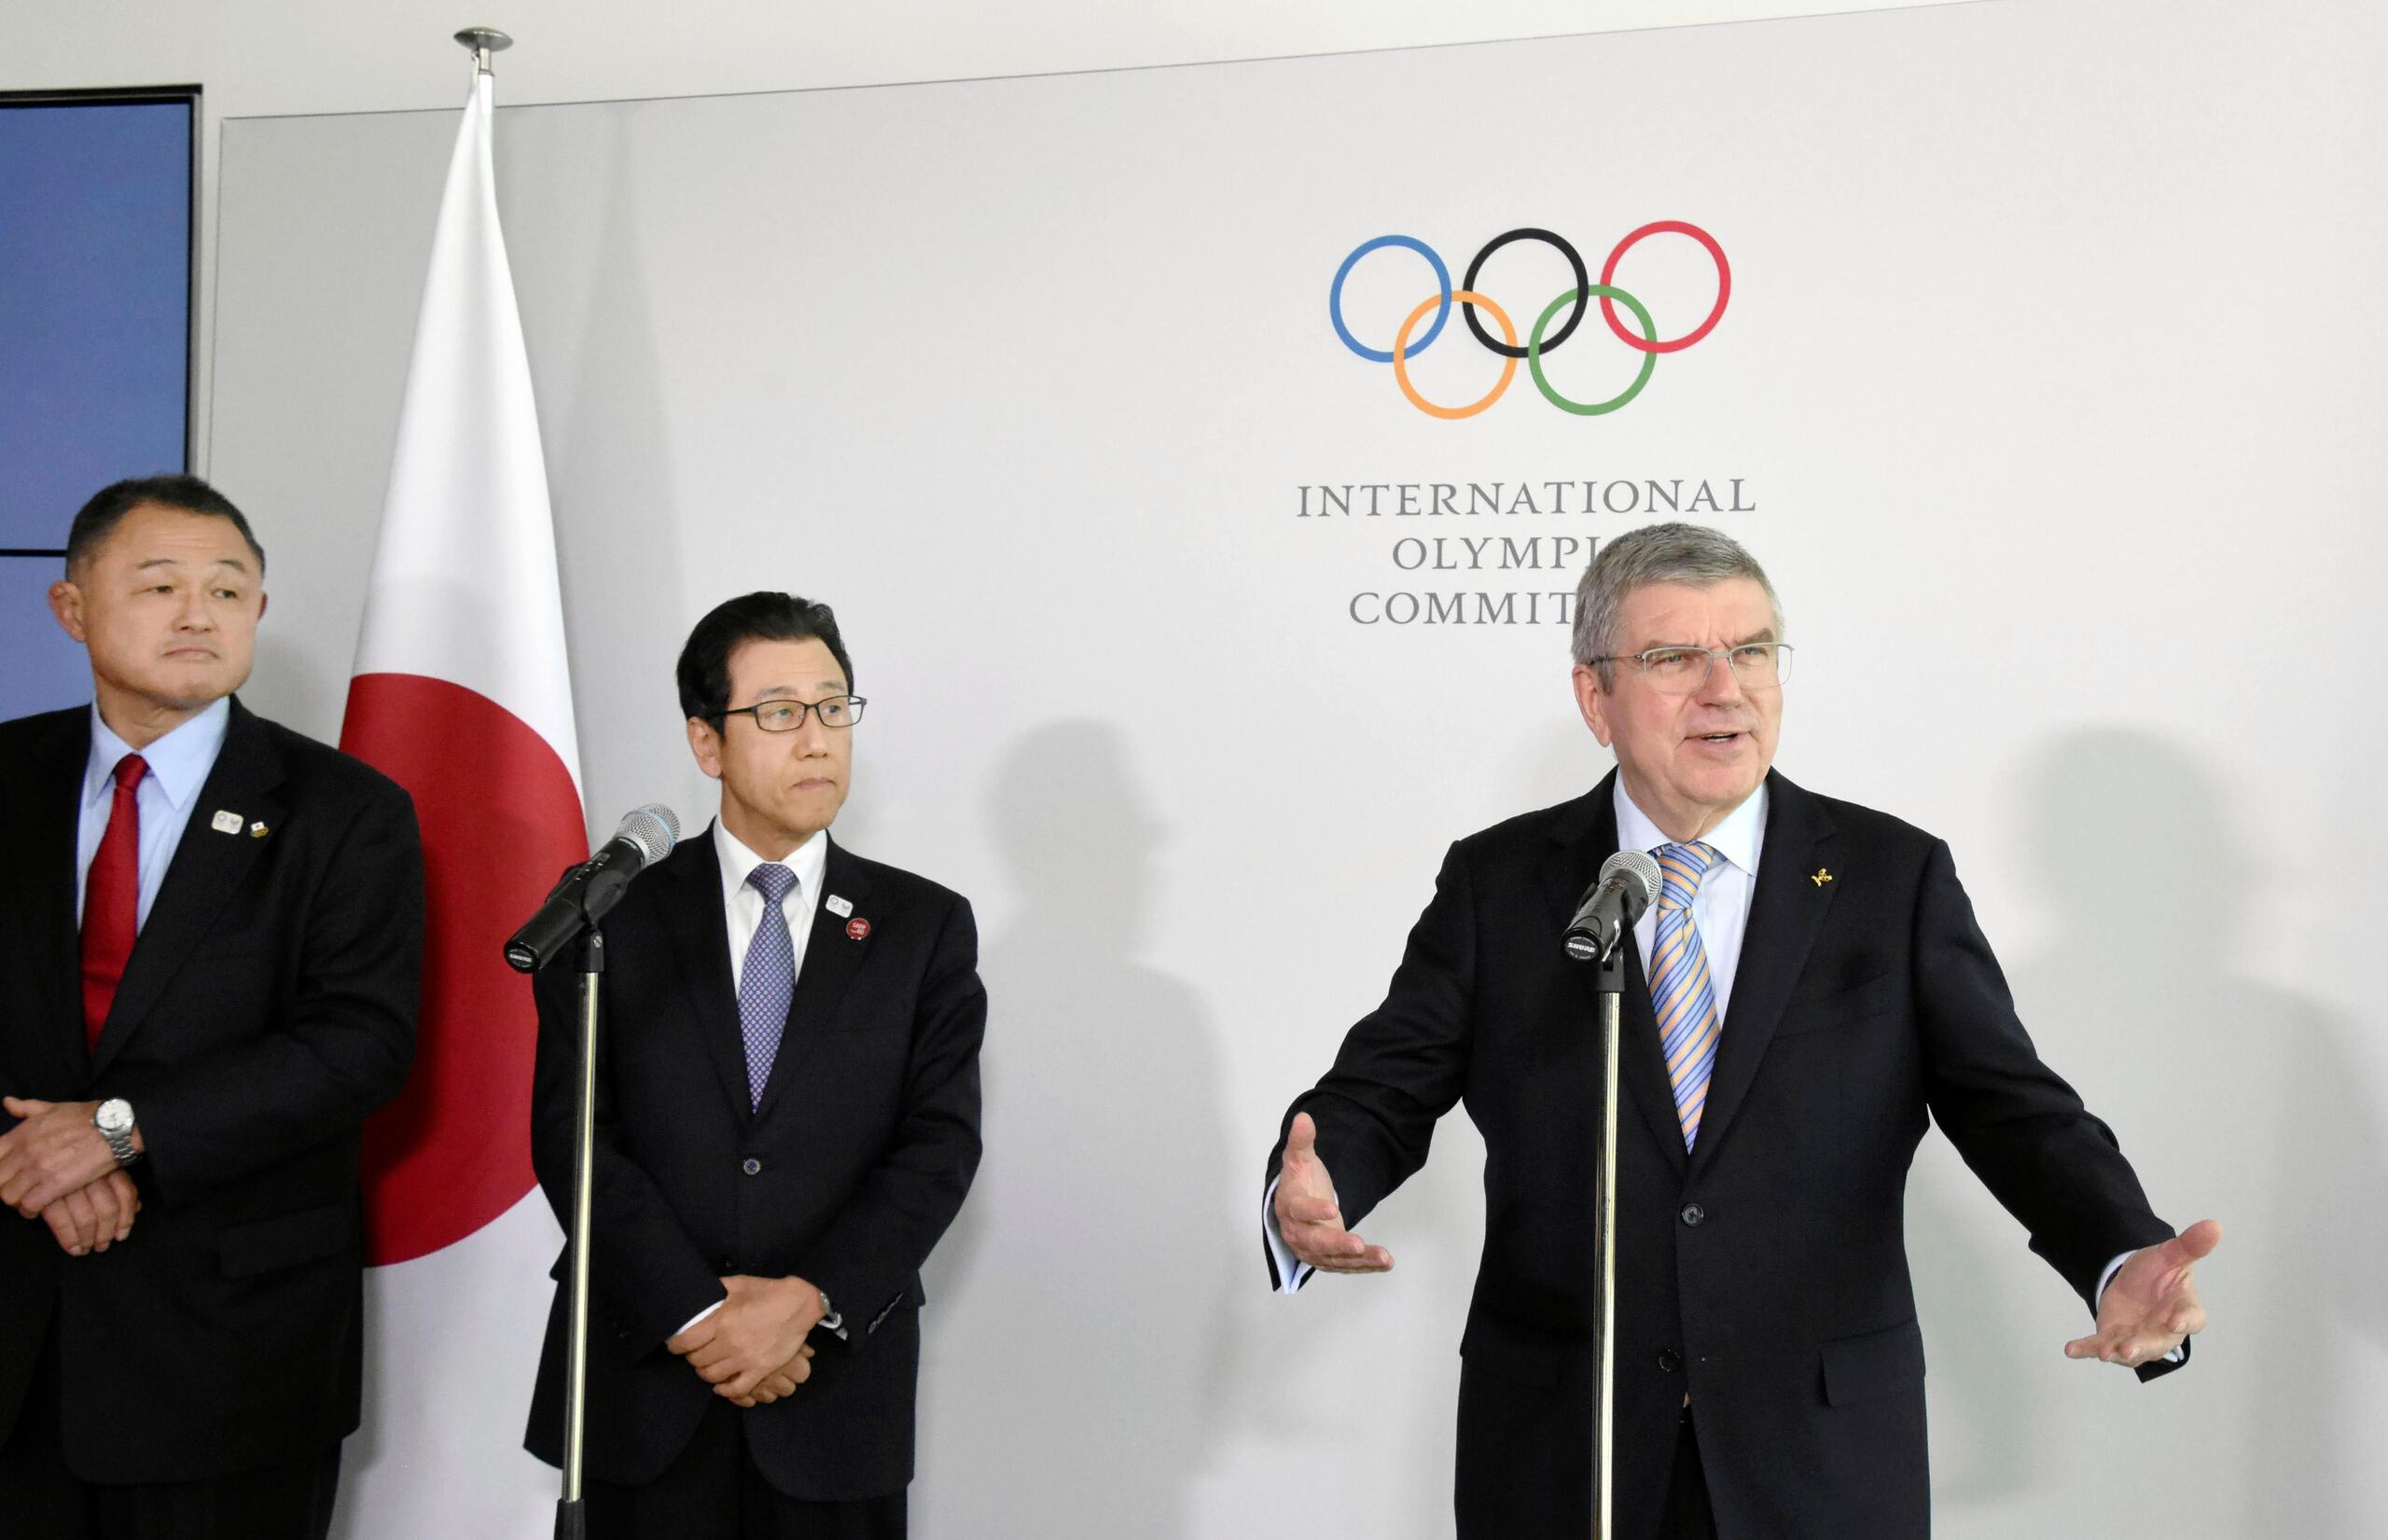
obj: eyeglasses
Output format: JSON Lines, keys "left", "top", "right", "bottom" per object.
{"left": 716, "top": 695, "right": 868, "bottom": 731}
{"left": 1589, "top": 644, "right": 1793, "bottom": 696}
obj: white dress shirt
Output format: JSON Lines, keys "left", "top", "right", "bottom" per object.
{"left": 1614, "top": 778, "right": 1768, "bottom": 1023}
{"left": 76, "top": 697, "right": 232, "bottom": 928}
{"left": 714, "top": 820, "right": 828, "bottom": 993}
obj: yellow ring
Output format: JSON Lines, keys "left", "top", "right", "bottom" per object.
{"left": 1392, "top": 288, "right": 1517, "bottom": 420}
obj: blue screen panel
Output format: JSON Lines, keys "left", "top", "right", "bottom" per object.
{"left": 0, "top": 554, "right": 91, "bottom": 717}
{"left": 0, "top": 97, "right": 193, "bottom": 549}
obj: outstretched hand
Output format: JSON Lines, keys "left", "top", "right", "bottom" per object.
{"left": 2066, "top": 1219, "right": 2221, "bottom": 1369}
{"left": 1273, "top": 1112, "right": 1393, "bottom": 1275}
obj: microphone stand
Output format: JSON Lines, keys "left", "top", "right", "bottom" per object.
{"left": 1588, "top": 921, "right": 1627, "bottom": 1539}
{"left": 555, "top": 924, "right": 604, "bottom": 1540}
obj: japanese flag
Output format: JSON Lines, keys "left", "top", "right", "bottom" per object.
{"left": 336, "top": 69, "right": 584, "bottom": 1536}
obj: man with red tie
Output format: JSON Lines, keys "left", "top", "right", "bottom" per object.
{"left": 0, "top": 476, "right": 423, "bottom": 1538}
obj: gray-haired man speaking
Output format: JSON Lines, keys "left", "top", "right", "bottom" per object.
{"left": 1261, "top": 522, "right": 2217, "bottom": 1539}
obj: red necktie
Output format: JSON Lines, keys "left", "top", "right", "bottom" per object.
{"left": 80, "top": 753, "right": 148, "bottom": 1052}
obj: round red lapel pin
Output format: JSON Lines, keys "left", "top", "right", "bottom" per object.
{"left": 846, "top": 917, "right": 870, "bottom": 941}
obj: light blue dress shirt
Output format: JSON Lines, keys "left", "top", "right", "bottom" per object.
{"left": 74, "top": 697, "right": 232, "bottom": 931}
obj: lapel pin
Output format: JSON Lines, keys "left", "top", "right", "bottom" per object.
{"left": 1812, "top": 867, "right": 1833, "bottom": 887}
{"left": 826, "top": 895, "right": 854, "bottom": 918}
{"left": 845, "top": 917, "right": 870, "bottom": 941}
{"left": 250, "top": 821, "right": 271, "bottom": 839}
{"left": 211, "top": 811, "right": 243, "bottom": 835}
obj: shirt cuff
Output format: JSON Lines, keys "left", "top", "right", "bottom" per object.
{"left": 2096, "top": 1248, "right": 2186, "bottom": 1366}
{"left": 672, "top": 1298, "right": 725, "bottom": 1342}
{"left": 1263, "top": 1175, "right": 1312, "bottom": 1295}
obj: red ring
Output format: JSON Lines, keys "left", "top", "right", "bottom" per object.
{"left": 1599, "top": 221, "right": 1730, "bottom": 354}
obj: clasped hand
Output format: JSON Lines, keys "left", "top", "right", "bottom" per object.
{"left": 667, "top": 1274, "right": 823, "bottom": 1408}
{"left": 1273, "top": 1112, "right": 1394, "bottom": 1275}
{"left": 0, "top": 1096, "right": 139, "bottom": 1257}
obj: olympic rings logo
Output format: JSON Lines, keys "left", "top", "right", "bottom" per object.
{"left": 1328, "top": 222, "right": 1729, "bottom": 419}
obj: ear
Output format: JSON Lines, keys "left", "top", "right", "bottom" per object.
{"left": 48, "top": 579, "right": 88, "bottom": 644}
{"left": 1572, "top": 663, "right": 1615, "bottom": 747}
{"left": 257, "top": 590, "right": 270, "bottom": 621}
{"left": 686, "top": 715, "right": 726, "bottom": 780}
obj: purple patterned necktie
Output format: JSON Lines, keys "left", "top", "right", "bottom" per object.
{"left": 739, "top": 863, "right": 798, "bottom": 1108}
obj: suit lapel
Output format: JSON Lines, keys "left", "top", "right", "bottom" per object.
{"left": 1543, "top": 776, "right": 1688, "bottom": 1178}
{"left": 4, "top": 711, "right": 98, "bottom": 1083}
{"left": 90, "top": 701, "right": 285, "bottom": 1076}
{"left": 651, "top": 831, "right": 755, "bottom": 1121}
{"left": 1687, "top": 770, "right": 1840, "bottom": 1178}
{"left": 753, "top": 839, "right": 873, "bottom": 1121}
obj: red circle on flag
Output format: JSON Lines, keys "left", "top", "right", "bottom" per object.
{"left": 846, "top": 918, "right": 870, "bottom": 941}
{"left": 342, "top": 673, "right": 588, "bottom": 1265}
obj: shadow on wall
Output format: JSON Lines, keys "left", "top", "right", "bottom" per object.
{"left": 1904, "top": 1154, "right": 2032, "bottom": 1506}
{"left": 536, "top": 104, "right": 692, "bottom": 833}
{"left": 917, "top": 720, "right": 1235, "bottom": 1539}
{"left": 1995, "top": 729, "right": 2381, "bottom": 1536}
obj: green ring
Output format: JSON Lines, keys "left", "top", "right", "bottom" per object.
{"left": 1529, "top": 284, "right": 1658, "bottom": 415}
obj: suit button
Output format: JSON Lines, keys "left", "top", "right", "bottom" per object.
{"left": 717, "top": 1256, "right": 737, "bottom": 1272}
{"left": 741, "top": 1157, "right": 762, "bottom": 1176}
{"left": 1658, "top": 1347, "right": 1683, "bottom": 1374}
{"left": 1679, "top": 1203, "right": 1705, "bottom": 1228}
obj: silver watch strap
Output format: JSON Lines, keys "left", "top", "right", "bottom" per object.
{"left": 94, "top": 1110, "right": 140, "bottom": 1167}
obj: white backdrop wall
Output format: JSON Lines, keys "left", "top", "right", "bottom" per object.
{"left": 0, "top": 0, "right": 1964, "bottom": 465}
{"left": 206, "top": 1, "right": 2386, "bottom": 1535}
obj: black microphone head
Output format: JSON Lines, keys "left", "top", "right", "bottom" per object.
{"left": 614, "top": 804, "right": 679, "bottom": 866}
{"left": 1601, "top": 849, "right": 1662, "bottom": 923}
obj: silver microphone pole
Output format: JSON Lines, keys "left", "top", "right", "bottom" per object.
{"left": 1565, "top": 850, "right": 1658, "bottom": 1540}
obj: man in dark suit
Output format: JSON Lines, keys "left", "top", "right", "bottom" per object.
{"left": 0, "top": 475, "right": 423, "bottom": 1538}
{"left": 1263, "top": 523, "right": 2219, "bottom": 1539}
{"left": 524, "top": 591, "right": 984, "bottom": 1539}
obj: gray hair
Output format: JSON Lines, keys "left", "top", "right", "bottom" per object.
{"left": 1571, "top": 522, "right": 1784, "bottom": 685}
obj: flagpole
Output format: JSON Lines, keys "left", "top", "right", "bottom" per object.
{"left": 439, "top": 35, "right": 588, "bottom": 1536}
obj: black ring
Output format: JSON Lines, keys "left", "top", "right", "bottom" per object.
{"left": 1461, "top": 228, "right": 1590, "bottom": 359}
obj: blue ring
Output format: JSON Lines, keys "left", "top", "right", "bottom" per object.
{"left": 1329, "top": 236, "right": 1451, "bottom": 364}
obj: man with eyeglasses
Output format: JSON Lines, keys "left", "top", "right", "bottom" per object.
{"left": 522, "top": 591, "right": 984, "bottom": 1539}
{"left": 1262, "top": 523, "right": 2217, "bottom": 1539}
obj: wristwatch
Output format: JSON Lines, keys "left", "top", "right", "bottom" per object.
{"left": 93, "top": 1099, "right": 140, "bottom": 1167}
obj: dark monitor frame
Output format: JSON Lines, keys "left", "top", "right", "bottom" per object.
{"left": 0, "top": 83, "right": 201, "bottom": 558}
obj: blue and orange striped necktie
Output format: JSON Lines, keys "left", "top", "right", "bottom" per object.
{"left": 1651, "top": 841, "right": 1725, "bottom": 1149}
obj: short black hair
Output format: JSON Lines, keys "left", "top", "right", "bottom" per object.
{"left": 676, "top": 591, "right": 855, "bottom": 722}
{"left": 66, "top": 474, "right": 268, "bottom": 576}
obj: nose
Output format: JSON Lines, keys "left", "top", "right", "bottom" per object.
{"left": 789, "top": 710, "right": 833, "bottom": 755}
{"left": 1695, "top": 649, "right": 1746, "bottom": 706}
{"left": 173, "top": 587, "right": 215, "bottom": 631}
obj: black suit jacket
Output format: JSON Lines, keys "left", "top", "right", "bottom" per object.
{"left": 0, "top": 699, "right": 423, "bottom": 1483}
{"left": 523, "top": 827, "right": 984, "bottom": 1502}
{"left": 1269, "top": 770, "right": 2178, "bottom": 1540}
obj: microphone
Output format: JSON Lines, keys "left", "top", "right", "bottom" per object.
{"left": 503, "top": 804, "right": 681, "bottom": 973}
{"left": 1563, "top": 849, "right": 1661, "bottom": 963}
